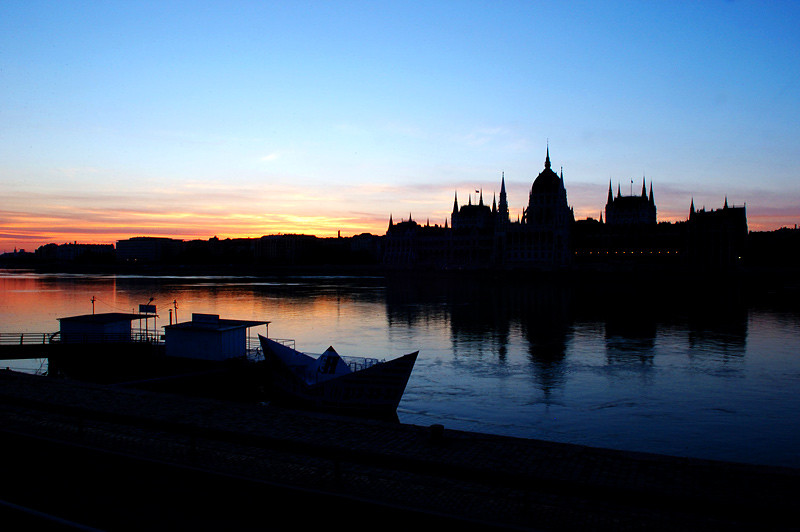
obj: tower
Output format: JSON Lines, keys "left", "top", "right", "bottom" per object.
{"left": 518, "top": 146, "right": 574, "bottom": 268}
{"left": 498, "top": 172, "right": 509, "bottom": 222}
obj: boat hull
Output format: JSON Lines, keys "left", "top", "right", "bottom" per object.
{"left": 258, "top": 335, "right": 417, "bottom": 417}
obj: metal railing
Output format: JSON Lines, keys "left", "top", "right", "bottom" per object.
{"left": 0, "top": 332, "right": 59, "bottom": 345}
{"left": 0, "top": 331, "right": 163, "bottom": 346}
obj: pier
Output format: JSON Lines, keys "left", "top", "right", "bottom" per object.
{"left": 0, "top": 332, "right": 61, "bottom": 359}
{"left": 1, "top": 370, "right": 797, "bottom": 530}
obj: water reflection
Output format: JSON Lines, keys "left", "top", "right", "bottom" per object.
{"left": 382, "top": 273, "right": 758, "bottom": 387}
{"left": 3, "top": 270, "right": 800, "bottom": 466}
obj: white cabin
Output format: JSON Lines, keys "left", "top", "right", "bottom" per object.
{"left": 58, "top": 313, "right": 149, "bottom": 344}
{"left": 163, "top": 313, "right": 268, "bottom": 361}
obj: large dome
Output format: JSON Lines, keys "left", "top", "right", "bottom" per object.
{"left": 532, "top": 167, "right": 562, "bottom": 194}
{"left": 531, "top": 149, "right": 562, "bottom": 194}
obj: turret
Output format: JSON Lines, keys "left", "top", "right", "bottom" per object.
{"left": 499, "top": 172, "right": 509, "bottom": 220}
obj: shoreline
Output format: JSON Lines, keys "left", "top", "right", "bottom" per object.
{"left": 1, "top": 369, "right": 798, "bottom": 530}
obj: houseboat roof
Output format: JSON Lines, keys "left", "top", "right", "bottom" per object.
{"left": 58, "top": 312, "right": 154, "bottom": 324}
{"left": 164, "top": 313, "right": 268, "bottom": 332}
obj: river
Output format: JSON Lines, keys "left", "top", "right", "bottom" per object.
{"left": 2, "top": 269, "right": 799, "bottom": 468}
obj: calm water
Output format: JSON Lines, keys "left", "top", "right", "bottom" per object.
{"left": 2, "top": 269, "right": 799, "bottom": 468}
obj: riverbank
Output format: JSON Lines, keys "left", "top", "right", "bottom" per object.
{"left": 1, "top": 370, "right": 797, "bottom": 530}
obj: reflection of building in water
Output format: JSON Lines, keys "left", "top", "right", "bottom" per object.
{"left": 686, "top": 292, "right": 748, "bottom": 363}
{"left": 604, "top": 320, "right": 657, "bottom": 366}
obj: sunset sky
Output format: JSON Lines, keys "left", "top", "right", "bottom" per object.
{"left": 2, "top": 1, "right": 799, "bottom": 252}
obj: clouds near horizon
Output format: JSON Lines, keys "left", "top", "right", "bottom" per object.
{"left": 2, "top": 1, "right": 799, "bottom": 252}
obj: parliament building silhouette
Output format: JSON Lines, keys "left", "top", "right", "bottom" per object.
{"left": 384, "top": 147, "right": 748, "bottom": 272}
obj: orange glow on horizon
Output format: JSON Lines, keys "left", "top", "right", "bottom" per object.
{"left": 2, "top": 202, "right": 798, "bottom": 253}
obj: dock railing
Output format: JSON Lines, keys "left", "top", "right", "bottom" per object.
{"left": 246, "top": 337, "right": 296, "bottom": 362}
{"left": 0, "top": 332, "right": 59, "bottom": 346}
{"left": 0, "top": 330, "right": 163, "bottom": 346}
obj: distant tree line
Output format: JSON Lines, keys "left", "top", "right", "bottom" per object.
{"left": 2, "top": 225, "right": 798, "bottom": 275}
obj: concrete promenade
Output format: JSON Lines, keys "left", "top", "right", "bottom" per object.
{"left": 0, "top": 370, "right": 798, "bottom": 531}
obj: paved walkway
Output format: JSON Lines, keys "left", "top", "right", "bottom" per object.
{"left": 1, "top": 370, "right": 798, "bottom": 530}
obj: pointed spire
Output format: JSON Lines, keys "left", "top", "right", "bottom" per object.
{"left": 492, "top": 192, "right": 497, "bottom": 213}
{"left": 479, "top": 188, "right": 484, "bottom": 206}
{"left": 388, "top": 214, "right": 394, "bottom": 231}
{"left": 724, "top": 196, "right": 729, "bottom": 209}
{"left": 453, "top": 191, "right": 459, "bottom": 214}
{"left": 641, "top": 176, "right": 647, "bottom": 197}
{"left": 607, "top": 180, "right": 614, "bottom": 203}
{"left": 544, "top": 143, "right": 551, "bottom": 170}
{"left": 499, "top": 171, "right": 509, "bottom": 219}
{"left": 649, "top": 182, "right": 654, "bottom": 204}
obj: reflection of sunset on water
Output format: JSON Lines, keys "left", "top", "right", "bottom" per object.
{"left": 2, "top": 272, "right": 800, "bottom": 468}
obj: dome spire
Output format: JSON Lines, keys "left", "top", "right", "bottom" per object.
{"left": 545, "top": 142, "right": 551, "bottom": 170}
{"left": 499, "top": 171, "right": 509, "bottom": 220}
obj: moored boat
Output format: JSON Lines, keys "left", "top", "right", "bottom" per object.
{"left": 258, "top": 335, "right": 418, "bottom": 417}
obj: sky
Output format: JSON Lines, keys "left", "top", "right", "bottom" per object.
{"left": 2, "top": 1, "right": 799, "bottom": 252}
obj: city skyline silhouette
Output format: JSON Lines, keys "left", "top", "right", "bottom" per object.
{"left": 2, "top": 2, "right": 799, "bottom": 253}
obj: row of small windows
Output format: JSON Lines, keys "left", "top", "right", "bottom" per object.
{"left": 575, "top": 250, "right": 680, "bottom": 255}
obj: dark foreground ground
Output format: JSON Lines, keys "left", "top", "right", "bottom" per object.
{"left": 0, "top": 370, "right": 797, "bottom": 531}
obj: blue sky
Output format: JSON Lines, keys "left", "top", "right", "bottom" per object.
{"left": 2, "top": 1, "right": 799, "bottom": 251}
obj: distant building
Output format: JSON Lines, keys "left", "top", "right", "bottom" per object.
{"left": 687, "top": 198, "right": 747, "bottom": 270}
{"left": 509, "top": 148, "right": 574, "bottom": 268}
{"left": 575, "top": 178, "right": 679, "bottom": 270}
{"left": 35, "top": 242, "right": 115, "bottom": 262}
{"left": 116, "top": 237, "right": 183, "bottom": 263}
{"left": 255, "top": 234, "right": 319, "bottom": 265}
{"left": 605, "top": 178, "right": 657, "bottom": 225}
{"left": 384, "top": 216, "right": 450, "bottom": 267}
{"left": 384, "top": 147, "right": 575, "bottom": 270}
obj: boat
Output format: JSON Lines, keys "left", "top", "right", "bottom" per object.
{"left": 258, "top": 335, "right": 418, "bottom": 417}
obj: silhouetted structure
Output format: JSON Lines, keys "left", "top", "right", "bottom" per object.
{"left": 384, "top": 147, "right": 757, "bottom": 273}
{"left": 686, "top": 198, "right": 747, "bottom": 271}
{"left": 385, "top": 148, "right": 575, "bottom": 270}
{"left": 7, "top": 145, "right": 794, "bottom": 275}
{"left": 605, "top": 178, "right": 657, "bottom": 225}
{"left": 510, "top": 147, "right": 574, "bottom": 268}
